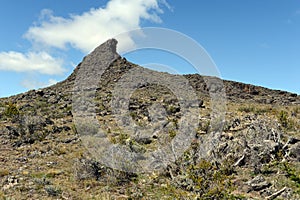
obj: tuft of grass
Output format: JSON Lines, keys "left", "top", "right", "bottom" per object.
{"left": 238, "top": 105, "right": 270, "bottom": 115}
{"left": 282, "top": 162, "right": 300, "bottom": 187}
{"left": 3, "top": 102, "right": 20, "bottom": 121}
{"left": 168, "top": 129, "right": 177, "bottom": 139}
{"left": 0, "top": 169, "right": 9, "bottom": 177}
{"left": 238, "top": 106, "right": 255, "bottom": 113}
{"left": 167, "top": 105, "right": 178, "bottom": 114}
{"left": 118, "top": 133, "right": 130, "bottom": 145}
{"left": 292, "top": 106, "right": 300, "bottom": 116}
{"left": 34, "top": 177, "right": 51, "bottom": 190}
{"left": 198, "top": 120, "right": 211, "bottom": 134}
{"left": 45, "top": 185, "right": 62, "bottom": 197}
{"left": 277, "top": 110, "right": 296, "bottom": 130}
{"left": 278, "top": 110, "right": 289, "bottom": 128}
{"left": 46, "top": 169, "right": 64, "bottom": 178}
{"left": 255, "top": 108, "right": 270, "bottom": 114}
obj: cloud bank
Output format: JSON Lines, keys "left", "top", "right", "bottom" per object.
{"left": 25, "top": 0, "right": 166, "bottom": 53}
{"left": 21, "top": 78, "right": 58, "bottom": 90}
{"left": 0, "top": 0, "right": 168, "bottom": 76}
{"left": 0, "top": 51, "right": 64, "bottom": 75}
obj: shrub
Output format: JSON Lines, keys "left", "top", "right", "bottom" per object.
{"left": 169, "top": 157, "right": 234, "bottom": 199}
{"left": 282, "top": 162, "right": 300, "bottom": 186}
{"left": 278, "top": 110, "right": 289, "bottom": 128}
{"left": 12, "top": 115, "right": 49, "bottom": 146}
{"left": 277, "top": 110, "right": 296, "bottom": 130}
{"left": 74, "top": 158, "right": 102, "bottom": 181}
{"left": 169, "top": 129, "right": 177, "bottom": 139}
{"left": 45, "top": 186, "right": 61, "bottom": 196}
{"left": 3, "top": 102, "right": 20, "bottom": 120}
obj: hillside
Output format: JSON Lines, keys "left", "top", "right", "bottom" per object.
{"left": 0, "top": 39, "right": 299, "bottom": 199}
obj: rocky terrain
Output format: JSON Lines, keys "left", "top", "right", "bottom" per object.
{"left": 0, "top": 39, "right": 299, "bottom": 199}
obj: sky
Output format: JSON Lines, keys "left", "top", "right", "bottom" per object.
{"left": 0, "top": 0, "right": 299, "bottom": 97}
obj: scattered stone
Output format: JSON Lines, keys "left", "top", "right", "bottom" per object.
{"left": 246, "top": 175, "right": 271, "bottom": 192}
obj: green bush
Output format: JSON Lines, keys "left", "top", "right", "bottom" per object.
{"left": 282, "top": 162, "right": 300, "bottom": 187}
{"left": 4, "top": 102, "right": 19, "bottom": 118}
{"left": 277, "top": 110, "right": 296, "bottom": 130}
{"left": 278, "top": 110, "right": 288, "bottom": 128}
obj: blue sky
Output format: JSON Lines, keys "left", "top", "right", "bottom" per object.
{"left": 0, "top": 0, "right": 299, "bottom": 97}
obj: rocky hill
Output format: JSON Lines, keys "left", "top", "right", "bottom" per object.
{"left": 0, "top": 39, "right": 299, "bottom": 199}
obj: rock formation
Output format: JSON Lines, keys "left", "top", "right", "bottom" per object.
{"left": 0, "top": 39, "right": 299, "bottom": 199}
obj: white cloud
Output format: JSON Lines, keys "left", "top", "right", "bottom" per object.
{"left": 48, "top": 78, "right": 58, "bottom": 85}
{"left": 0, "top": 51, "right": 64, "bottom": 75}
{"left": 0, "top": 0, "right": 168, "bottom": 82}
{"left": 25, "top": 0, "right": 167, "bottom": 53}
{"left": 21, "top": 78, "right": 58, "bottom": 90}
